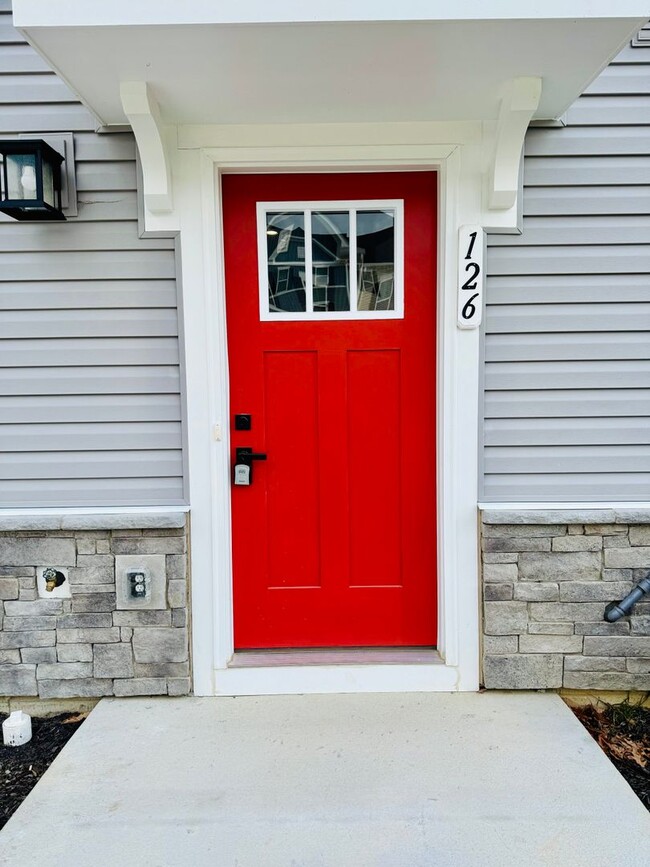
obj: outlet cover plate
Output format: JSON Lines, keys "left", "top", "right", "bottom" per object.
{"left": 115, "top": 554, "right": 166, "bottom": 610}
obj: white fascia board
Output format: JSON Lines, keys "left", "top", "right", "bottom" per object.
{"left": 178, "top": 122, "right": 483, "bottom": 150}
{"left": 13, "top": 1, "right": 650, "bottom": 27}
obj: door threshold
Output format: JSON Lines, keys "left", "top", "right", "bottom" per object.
{"left": 229, "top": 647, "right": 442, "bottom": 668}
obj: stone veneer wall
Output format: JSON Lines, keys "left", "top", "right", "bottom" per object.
{"left": 481, "top": 514, "right": 650, "bottom": 691}
{"left": 0, "top": 519, "right": 190, "bottom": 699}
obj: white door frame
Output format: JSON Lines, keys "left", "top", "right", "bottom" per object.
{"left": 177, "top": 140, "right": 482, "bottom": 695}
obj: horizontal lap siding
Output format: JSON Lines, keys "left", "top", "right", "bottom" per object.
{"left": 0, "top": 5, "right": 184, "bottom": 507}
{"left": 483, "top": 33, "right": 650, "bottom": 503}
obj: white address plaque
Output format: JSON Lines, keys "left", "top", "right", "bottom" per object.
{"left": 457, "top": 225, "right": 484, "bottom": 329}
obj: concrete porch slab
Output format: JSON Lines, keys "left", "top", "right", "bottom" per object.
{"left": 1, "top": 692, "right": 648, "bottom": 866}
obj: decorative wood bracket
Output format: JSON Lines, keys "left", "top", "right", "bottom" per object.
{"left": 120, "top": 81, "right": 173, "bottom": 215}
{"left": 488, "top": 76, "right": 542, "bottom": 211}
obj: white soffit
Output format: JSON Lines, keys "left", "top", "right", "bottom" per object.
{"left": 14, "top": 4, "right": 648, "bottom": 127}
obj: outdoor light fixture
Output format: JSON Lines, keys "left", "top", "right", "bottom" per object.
{"left": 0, "top": 139, "right": 66, "bottom": 221}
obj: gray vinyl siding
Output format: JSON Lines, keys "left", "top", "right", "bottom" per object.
{"left": 482, "top": 31, "right": 650, "bottom": 503}
{"left": 0, "top": 2, "right": 184, "bottom": 507}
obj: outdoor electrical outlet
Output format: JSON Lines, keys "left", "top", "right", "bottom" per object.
{"left": 128, "top": 569, "right": 149, "bottom": 600}
{"left": 115, "top": 554, "right": 167, "bottom": 610}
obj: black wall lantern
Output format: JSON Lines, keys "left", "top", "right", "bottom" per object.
{"left": 0, "top": 139, "right": 66, "bottom": 221}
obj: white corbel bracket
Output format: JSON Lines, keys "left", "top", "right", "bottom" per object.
{"left": 120, "top": 81, "right": 173, "bottom": 215}
{"left": 488, "top": 76, "right": 542, "bottom": 211}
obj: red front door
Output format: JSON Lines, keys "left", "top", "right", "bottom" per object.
{"left": 223, "top": 172, "right": 437, "bottom": 649}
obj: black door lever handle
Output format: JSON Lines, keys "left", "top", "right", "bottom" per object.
{"left": 236, "top": 447, "right": 267, "bottom": 464}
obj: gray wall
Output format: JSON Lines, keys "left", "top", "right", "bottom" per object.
{"left": 0, "top": 1, "right": 185, "bottom": 507}
{"left": 483, "top": 34, "right": 650, "bottom": 503}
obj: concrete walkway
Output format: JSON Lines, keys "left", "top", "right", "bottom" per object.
{"left": 1, "top": 692, "right": 648, "bottom": 866}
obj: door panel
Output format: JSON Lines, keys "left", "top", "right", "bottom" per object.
{"left": 223, "top": 172, "right": 437, "bottom": 648}
{"left": 347, "top": 349, "right": 402, "bottom": 589}
{"left": 264, "top": 350, "right": 320, "bottom": 589}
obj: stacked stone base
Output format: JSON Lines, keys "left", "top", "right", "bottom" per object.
{"left": 0, "top": 521, "right": 190, "bottom": 699}
{"left": 481, "top": 515, "right": 650, "bottom": 691}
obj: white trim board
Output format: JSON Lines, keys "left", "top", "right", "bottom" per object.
{"left": 175, "top": 139, "right": 483, "bottom": 696}
{"left": 0, "top": 507, "right": 189, "bottom": 516}
{"left": 479, "top": 503, "right": 650, "bottom": 511}
{"left": 215, "top": 664, "right": 459, "bottom": 697}
{"left": 15, "top": 2, "right": 649, "bottom": 27}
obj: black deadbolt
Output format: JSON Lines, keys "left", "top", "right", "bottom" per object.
{"left": 234, "top": 414, "right": 252, "bottom": 431}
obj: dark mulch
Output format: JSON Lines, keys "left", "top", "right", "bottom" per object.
{"left": 572, "top": 698, "right": 650, "bottom": 811}
{"left": 0, "top": 712, "right": 86, "bottom": 830}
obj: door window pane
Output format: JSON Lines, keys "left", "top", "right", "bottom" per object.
{"left": 357, "top": 209, "right": 395, "bottom": 311}
{"left": 266, "top": 212, "right": 306, "bottom": 313}
{"left": 311, "top": 211, "right": 350, "bottom": 312}
{"left": 259, "top": 201, "right": 403, "bottom": 320}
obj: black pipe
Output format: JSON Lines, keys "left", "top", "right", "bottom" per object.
{"left": 604, "top": 573, "right": 650, "bottom": 622}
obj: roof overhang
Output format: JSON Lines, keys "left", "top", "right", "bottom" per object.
{"left": 13, "top": 2, "right": 649, "bottom": 128}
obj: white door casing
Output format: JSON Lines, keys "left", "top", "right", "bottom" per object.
{"left": 167, "top": 123, "right": 516, "bottom": 695}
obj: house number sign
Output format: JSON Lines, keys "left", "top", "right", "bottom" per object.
{"left": 457, "top": 225, "right": 484, "bottom": 329}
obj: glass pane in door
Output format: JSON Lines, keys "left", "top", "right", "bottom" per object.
{"left": 266, "top": 212, "right": 306, "bottom": 312}
{"left": 312, "top": 211, "right": 350, "bottom": 312}
{"left": 357, "top": 209, "right": 395, "bottom": 311}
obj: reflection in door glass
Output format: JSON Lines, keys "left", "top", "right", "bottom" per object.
{"left": 357, "top": 210, "right": 395, "bottom": 311}
{"left": 266, "top": 212, "right": 306, "bottom": 312}
{"left": 311, "top": 211, "right": 350, "bottom": 312}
